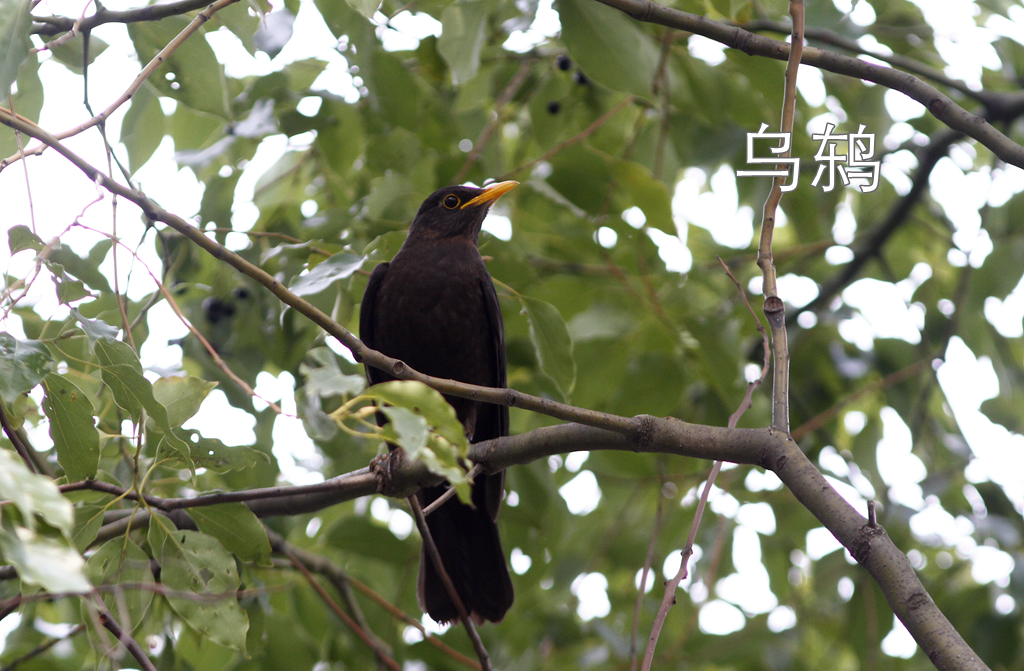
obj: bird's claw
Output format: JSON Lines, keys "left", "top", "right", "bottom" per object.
{"left": 371, "top": 448, "right": 404, "bottom": 497}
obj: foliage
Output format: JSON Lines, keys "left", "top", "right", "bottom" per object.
{"left": 1, "top": 0, "right": 1023, "bottom": 668}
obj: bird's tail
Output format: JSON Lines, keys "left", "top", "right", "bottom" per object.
{"left": 416, "top": 475, "right": 514, "bottom": 624}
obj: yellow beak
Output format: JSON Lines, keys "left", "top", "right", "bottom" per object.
{"left": 461, "top": 180, "right": 519, "bottom": 209}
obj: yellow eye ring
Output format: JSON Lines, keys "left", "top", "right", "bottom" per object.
{"left": 442, "top": 194, "right": 461, "bottom": 209}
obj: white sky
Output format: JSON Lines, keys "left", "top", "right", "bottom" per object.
{"left": 1, "top": 0, "right": 1023, "bottom": 654}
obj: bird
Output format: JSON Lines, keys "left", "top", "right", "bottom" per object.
{"left": 359, "top": 180, "right": 518, "bottom": 624}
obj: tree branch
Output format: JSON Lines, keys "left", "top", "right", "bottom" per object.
{"left": 589, "top": 0, "right": 1024, "bottom": 168}
{"left": 0, "top": 402, "right": 37, "bottom": 473}
{"left": 31, "top": 0, "right": 217, "bottom": 36}
{"left": 4, "top": 0, "right": 239, "bottom": 170}
{"left": 739, "top": 18, "right": 983, "bottom": 102}
{"left": 97, "top": 606, "right": 157, "bottom": 671}
{"left": 265, "top": 534, "right": 483, "bottom": 670}
{"left": 278, "top": 545, "right": 402, "bottom": 670}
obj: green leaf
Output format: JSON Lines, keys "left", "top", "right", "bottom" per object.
{"left": 188, "top": 503, "right": 271, "bottom": 565}
{"left": 366, "top": 381, "right": 469, "bottom": 453}
{"left": 148, "top": 510, "right": 177, "bottom": 554}
{"left": 380, "top": 405, "right": 429, "bottom": 452}
{"left": 365, "top": 381, "right": 472, "bottom": 502}
{"left": 300, "top": 348, "right": 366, "bottom": 400}
{"left": 157, "top": 529, "right": 250, "bottom": 652}
{"left": 213, "top": 0, "right": 261, "bottom": 55}
{"left": 41, "top": 374, "right": 100, "bottom": 482}
{"left": 94, "top": 339, "right": 147, "bottom": 417}
{"left": 344, "top": 0, "right": 380, "bottom": 20}
{"left": 0, "top": 524, "right": 91, "bottom": 593}
{"left": 49, "top": 243, "right": 112, "bottom": 293}
{"left": 127, "top": 16, "right": 227, "bottom": 117}
{"left": 95, "top": 340, "right": 192, "bottom": 466}
{"left": 86, "top": 538, "right": 155, "bottom": 627}
{"left": 69, "top": 307, "right": 119, "bottom": 352}
{"left": 0, "top": 332, "right": 52, "bottom": 405}
{"left": 71, "top": 502, "right": 107, "bottom": 552}
{"left": 47, "top": 33, "right": 108, "bottom": 74}
{"left": 119, "top": 82, "right": 165, "bottom": 172}
{"left": 7, "top": 224, "right": 42, "bottom": 254}
{"left": 613, "top": 159, "right": 676, "bottom": 235}
{"left": 518, "top": 295, "right": 577, "bottom": 401}
{"left": 166, "top": 432, "right": 270, "bottom": 473}
{"left": 49, "top": 263, "right": 92, "bottom": 304}
{"left": 557, "top": 0, "right": 661, "bottom": 99}
{"left": 0, "top": 0, "right": 31, "bottom": 95}
{"left": 152, "top": 375, "right": 218, "bottom": 428}
{"left": 0, "top": 55, "right": 42, "bottom": 156}
{"left": 0, "top": 447, "right": 74, "bottom": 533}
{"left": 568, "top": 304, "right": 635, "bottom": 342}
{"left": 438, "top": 0, "right": 489, "bottom": 86}
{"left": 324, "top": 514, "right": 416, "bottom": 564}
{"left": 289, "top": 252, "right": 365, "bottom": 296}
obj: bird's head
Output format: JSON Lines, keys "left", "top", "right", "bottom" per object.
{"left": 407, "top": 181, "right": 518, "bottom": 242}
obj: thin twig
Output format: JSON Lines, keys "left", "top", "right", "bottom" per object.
{"left": 497, "top": 96, "right": 635, "bottom": 181}
{"left": 72, "top": 223, "right": 283, "bottom": 415}
{"left": 3, "top": 0, "right": 239, "bottom": 170}
{"left": 0, "top": 403, "right": 38, "bottom": 474}
{"left": 718, "top": 257, "right": 772, "bottom": 426}
{"left": 640, "top": 461, "right": 722, "bottom": 671}
{"left": 421, "top": 464, "right": 482, "bottom": 517}
{"left": 282, "top": 549, "right": 402, "bottom": 671}
{"left": 453, "top": 60, "right": 533, "bottom": 184}
{"left": 739, "top": 18, "right": 982, "bottom": 101}
{"left": 790, "top": 358, "right": 931, "bottom": 441}
{"left": 640, "top": 256, "right": 773, "bottom": 670}
{"left": 754, "top": 0, "right": 803, "bottom": 433}
{"left": 629, "top": 476, "right": 665, "bottom": 671}
{"left": 407, "top": 495, "right": 492, "bottom": 671}
{"left": 345, "top": 575, "right": 483, "bottom": 670}
{"left": 0, "top": 623, "right": 85, "bottom": 670}
{"left": 265, "top": 531, "right": 483, "bottom": 670}
{"left": 97, "top": 606, "right": 157, "bottom": 671}
{"left": 8, "top": 95, "right": 36, "bottom": 236}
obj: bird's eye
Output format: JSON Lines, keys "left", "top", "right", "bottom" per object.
{"left": 442, "top": 194, "right": 461, "bottom": 209}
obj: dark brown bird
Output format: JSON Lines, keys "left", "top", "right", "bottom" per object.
{"left": 359, "top": 180, "right": 517, "bottom": 624}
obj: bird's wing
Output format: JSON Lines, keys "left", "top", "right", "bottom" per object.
{"left": 360, "top": 261, "right": 390, "bottom": 387}
{"left": 481, "top": 273, "right": 508, "bottom": 437}
{"left": 480, "top": 273, "right": 509, "bottom": 522}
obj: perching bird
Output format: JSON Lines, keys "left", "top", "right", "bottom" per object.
{"left": 359, "top": 180, "right": 518, "bottom": 624}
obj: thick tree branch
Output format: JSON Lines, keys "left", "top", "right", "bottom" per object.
{"left": 589, "top": 0, "right": 1024, "bottom": 168}
{"left": 740, "top": 19, "right": 983, "bottom": 102}
{"left": 13, "top": 413, "right": 990, "bottom": 668}
{"left": 30, "top": 0, "right": 217, "bottom": 35}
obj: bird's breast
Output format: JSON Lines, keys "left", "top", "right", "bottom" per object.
{"left": 371, "top": 244, "right": 497, "bottom": 388}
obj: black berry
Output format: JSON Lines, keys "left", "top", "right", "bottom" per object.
{"left": 547, "top": 101, "right": 561, "bottom": 114}
{"left": 556, "top": 54, "right": 571, "bottom": 71}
